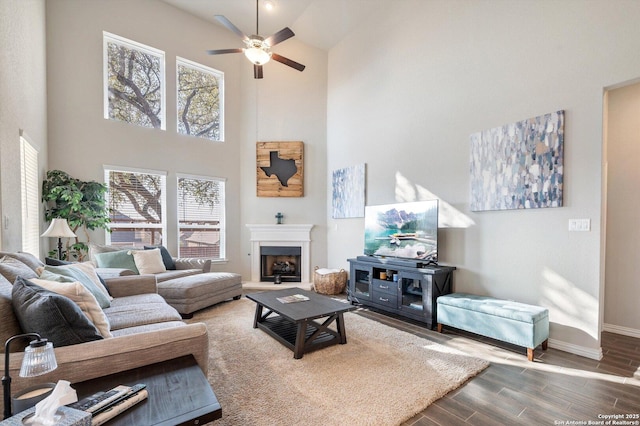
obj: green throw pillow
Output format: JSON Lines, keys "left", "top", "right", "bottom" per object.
{"left": 93, "top": 250, "right": 139, "bottom": 274}
{"left": 43, "top": 265, "right": 111, "bottom": 309}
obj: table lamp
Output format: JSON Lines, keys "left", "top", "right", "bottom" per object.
{"left": 3, "top": 333, "right": 58, "bottom": 419}
{"left": 41, "top": 218, "right": 76, "bottom": 260}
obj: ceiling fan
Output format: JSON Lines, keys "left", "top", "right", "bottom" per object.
{"left": 206, "top": 0, "right": 306, "bottom": 79}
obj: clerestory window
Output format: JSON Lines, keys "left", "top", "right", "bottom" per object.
{"left": 103, "top": 32, "right": 166, "bottom": 130}
{"left": 177, "top": 57, "right": 224, "bottom": 141}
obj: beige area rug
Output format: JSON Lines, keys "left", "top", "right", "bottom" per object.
{"left": 189, "top": 298, "right": 489, "bottom": 426}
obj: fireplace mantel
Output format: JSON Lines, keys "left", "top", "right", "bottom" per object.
{"left": 246, "top": 224, "right": 314, "bottom": 283}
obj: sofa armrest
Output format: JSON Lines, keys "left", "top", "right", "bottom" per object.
{"left": 103, "top": 274, "right": 157, "bottom": 297}
{"left": 173, "top": 257, "right": 212, "bottom": 273}
{"left": 9, "top": 323, "right": 209, "bottom": 394}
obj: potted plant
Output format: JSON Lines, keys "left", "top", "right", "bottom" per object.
{"left": 42, "top": 170, "right": 110, "bottom": 261}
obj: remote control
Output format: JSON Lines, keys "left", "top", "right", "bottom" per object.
{"left": 68, "top": 385, "right": 130, "bottom": 413}
{"left": 91, "top": 389, "right": 149, "bottom": 426}
{"left": 91, "top": 384, "right": 147, "bottom": 416}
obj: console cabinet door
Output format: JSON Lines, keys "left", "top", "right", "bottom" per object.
{"left": 398, "top": 271, "right": 431, "bottom": 318}
{"left": 349, "top": 263, "right": 372, "bottom": 302}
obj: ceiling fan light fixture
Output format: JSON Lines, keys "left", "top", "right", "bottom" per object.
{"left": 244, "top": 37, "right": 272, "bottom": 65}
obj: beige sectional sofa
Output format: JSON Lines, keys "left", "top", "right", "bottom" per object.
{"left": 89, "top": 244, "right": 242, "bottom": 317}
{"left": 0, "top": 252, "right": 209, "bottom": 394}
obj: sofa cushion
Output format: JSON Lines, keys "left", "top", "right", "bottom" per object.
{"left": 1, "top": 274, "right": 22, "bottom": 352}
{"left": 41, "top": 264, "right": 112, "bottom": 309}
{"left": 144, "top": 245, "right": 176, "bottom": 270}
{"left": 94, "top": 250, "right": 139, "bottom": 274}
{"left": 154, "top": 269, "right": 203, "bottom": 283}
{"left": 102, "top": 293, "right": 182, "bottom": 331}
{"left": 110, "top": 320, "right": 185, "bottom": 337}
{"left": 30, "top": 278, "right": 113, "bottom": 338}
{"left": 0, "top": 256, "right": 37, "bottom": 283}
{"left": 132, "top": 248, "right": 166, "bottom": 275}
{"left": 12, "top": 277, "right": 103, "bottom": 347}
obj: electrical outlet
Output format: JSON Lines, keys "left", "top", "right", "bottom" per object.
{"left": 568, "top": 218, "right": 591, "bottom": 232}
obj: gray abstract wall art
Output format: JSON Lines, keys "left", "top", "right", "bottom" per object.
{"left": 470, "top": 110, "right": 564, "bottom": 211}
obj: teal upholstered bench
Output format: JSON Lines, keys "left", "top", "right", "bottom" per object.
{"left": 437, "top": 293, "right": 549, "bottom": 361}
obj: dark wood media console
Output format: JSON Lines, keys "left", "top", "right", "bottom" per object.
{"left": 347, "top": 256, "right": 455, "bottom": 329}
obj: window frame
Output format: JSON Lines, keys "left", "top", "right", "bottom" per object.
{"left": 104, "top": 165, "right": 167, "bottom": 247}
{"left": 176, "top": 56, "right": 225, "bottom": 142}
{"left": 176, "top": 173, "right": 226, "bottom": 261}
{"left": 103, "top": 31, "right": 166, "bottom": 130}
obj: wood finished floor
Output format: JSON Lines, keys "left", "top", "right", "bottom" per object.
{"left": 351, "top": 306, "right": 640, "bottom": 426}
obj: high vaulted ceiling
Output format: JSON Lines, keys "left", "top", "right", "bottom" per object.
{"left": 161, "top": 0, "right": 383, "bottom": 51}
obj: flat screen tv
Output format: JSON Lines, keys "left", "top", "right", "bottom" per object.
{"left": 363, "top": 200, "right": 438, "bottom": 262}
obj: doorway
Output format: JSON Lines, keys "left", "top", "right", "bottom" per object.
{"left": 603, "top": 80, "right": 640, "bottom": 338}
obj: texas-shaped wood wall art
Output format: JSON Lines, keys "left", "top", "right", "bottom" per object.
{"left": 256, "top": 141, "right": 304, "bottom": 197}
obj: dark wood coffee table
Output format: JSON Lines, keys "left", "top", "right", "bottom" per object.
{"left": 246, "top": 287, "right": 355, "bottom": 359}
{"left": 72, "top": 355, "right": 221, "bottom": 425}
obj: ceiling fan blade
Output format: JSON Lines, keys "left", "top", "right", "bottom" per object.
{"left": 254, "top": 64, "right": 264, "bottom": 79}
{"left": 214, "top": 15, "right": 249, "bottom": 41}
{"left": 206, "top": 48, "right": 243, "bottom": 55}
{"left": 271, "top": 53, "right": 306, "bottom": 72}
{"left": 264, "top": 27, "right": 295, "bottom": 47}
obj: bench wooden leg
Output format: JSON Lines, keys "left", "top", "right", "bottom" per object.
{"left": 542, "top": 339, "right": 548, "bottom": 350}
{"left": 527, "top": 348, "right": 534, "bottom": 361}
{"left": 437, "top": 323, "right": 443, "bottom": 333}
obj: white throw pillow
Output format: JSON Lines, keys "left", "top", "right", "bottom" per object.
{"left": 131, "top": 249, "right": 167, "bottom": 275}
{"left": 30, "top": 278, "right": 113, "bottom": 338}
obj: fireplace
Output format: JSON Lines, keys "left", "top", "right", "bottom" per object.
{"left": 246, "top": 224, "right": 314, "bottom": 283}
{"left": 260, "top": 246, "right": 302, "bottom": 282}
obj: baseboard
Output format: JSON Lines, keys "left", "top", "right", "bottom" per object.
{"left": 603, "top": 323, "right": 640, "bottom": 339}
{"left": 548, "top": 338, "right": 603, "bottom": 361}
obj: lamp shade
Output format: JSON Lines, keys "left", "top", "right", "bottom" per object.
{"left": 41, "top": 218, "right": 76, "bottom": 238}
{"left": 19, "top": 339, "right": 57, "bottom": 378}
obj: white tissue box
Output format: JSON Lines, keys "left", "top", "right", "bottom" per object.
{"left": 0, "top": 406, "right": 91, "bottom": 426}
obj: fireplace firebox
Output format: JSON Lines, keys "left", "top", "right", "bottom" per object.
{"left": 260, "top": 246, "right": 302, "bottom": 283}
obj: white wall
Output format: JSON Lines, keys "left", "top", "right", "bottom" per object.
{"left": 238, "top": 38, "right": 328, "bottom": 279}
{"left": 327, "top": 0, "right": 640, "bottom": 357}
{"left": 0, "top": 0, "right": 48, "bottom": 254}
{"left": 45, "top": 0, "right": 328, "bottom": 279}
{"left": 604, "top": 81, "right": 640, "bottom": 336}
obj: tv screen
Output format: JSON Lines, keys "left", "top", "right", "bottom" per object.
{"left": 363, "top": 200, "right": 438, "bottom": 262}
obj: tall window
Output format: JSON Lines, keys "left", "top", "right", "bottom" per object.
{"left": 104, "top": 32, "right": 166, "bottom": 129}
{"left": 177, "top": 174, "right": 225, "bottom": 259}
{"left": 20, "top": 132, "right": 39, "bottom": 256}
{"left": 177, "top": 57, "right": 224, "bottom": 141}
{"left": 104, "top": 167, "right": 166, "bottom": 247}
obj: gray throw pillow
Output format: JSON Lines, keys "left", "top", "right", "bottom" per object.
{"left": 0, "top": 252, "right": 45, "bottom": 270}
{"left": 11, "top": 277, "right": 103, "bottom": 347}
{"left": 0, "top": 256, "right": 37, "bottom": 283}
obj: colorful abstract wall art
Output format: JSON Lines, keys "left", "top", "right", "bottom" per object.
{"left": 332, "top": 164, "right": 365, "bottom": 218}
{"left": 470, "top": 110, "right": 564, "bottom": 211}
